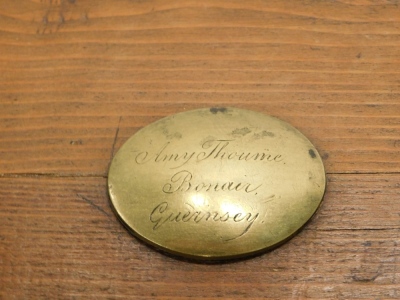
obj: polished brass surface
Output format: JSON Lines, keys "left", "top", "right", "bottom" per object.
{"left": 108, "top": 107, "right": 326, "bottom": 260}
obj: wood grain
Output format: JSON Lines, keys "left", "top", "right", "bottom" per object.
{"left": 1, "top": 0, "right": 400, "bottom": 176}
{"left": 0, "top": 175, "right": 399, "bottom": 299}
{"left": 0, "top": 0, "right": 399, "bottom": 299}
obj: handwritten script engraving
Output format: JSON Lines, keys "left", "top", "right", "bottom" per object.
{"left": 133, "top": 139, "right": 283, "bottom": 169}
{"left": 134, "top": 138, "right": 280, "bottom": 239}
{"left": 108, "top": 107, "right": 327, "bottom": 259}
{"left": 150, "top": 201, "right": 259, "bottom": 240}
{"left": 162, "top": 170, "right": 262, "bottom": 195}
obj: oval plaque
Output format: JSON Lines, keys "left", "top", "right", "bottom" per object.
{"left": 108, "top": 107, "right": 326, "bottom": 260}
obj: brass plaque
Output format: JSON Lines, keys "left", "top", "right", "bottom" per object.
{"left": 108, "top": 107, "right": 326, "bottom": 260}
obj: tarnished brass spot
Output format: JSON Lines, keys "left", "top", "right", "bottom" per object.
{"left": 108, "top": 108, "right": 326, "bottom": 260}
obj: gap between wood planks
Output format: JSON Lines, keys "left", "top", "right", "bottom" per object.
{"left": 0, "top": 171, "right": 399, "bottom": 178}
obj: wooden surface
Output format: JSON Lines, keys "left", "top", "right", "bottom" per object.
{"left": 1, "top": 0, "right": 399, "bottom": 299}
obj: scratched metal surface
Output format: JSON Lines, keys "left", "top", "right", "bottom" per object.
{"left": 108, "top": 108, "right": 326, "bottom": 260}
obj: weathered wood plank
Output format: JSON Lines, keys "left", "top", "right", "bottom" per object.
{"left": 0, "top": 175, "right": 398, "bottom": 299}
{"left": 0, "top": 0, "right": 399, "bottom": 176}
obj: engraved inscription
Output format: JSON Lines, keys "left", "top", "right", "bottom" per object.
{"left": 108, "top": 107, "right": 327, "bottom": 259}
{"left": 133, "top": 139, "right": 283, "bottom": 169}
{"left": 162, "top": 170, "right": 262, "bottom": 195}
{"left": 133, "top": 138, "right": 282, "bottom": 239}
{"left": 150, "top": 201, "right": 259, "bottom": 240}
